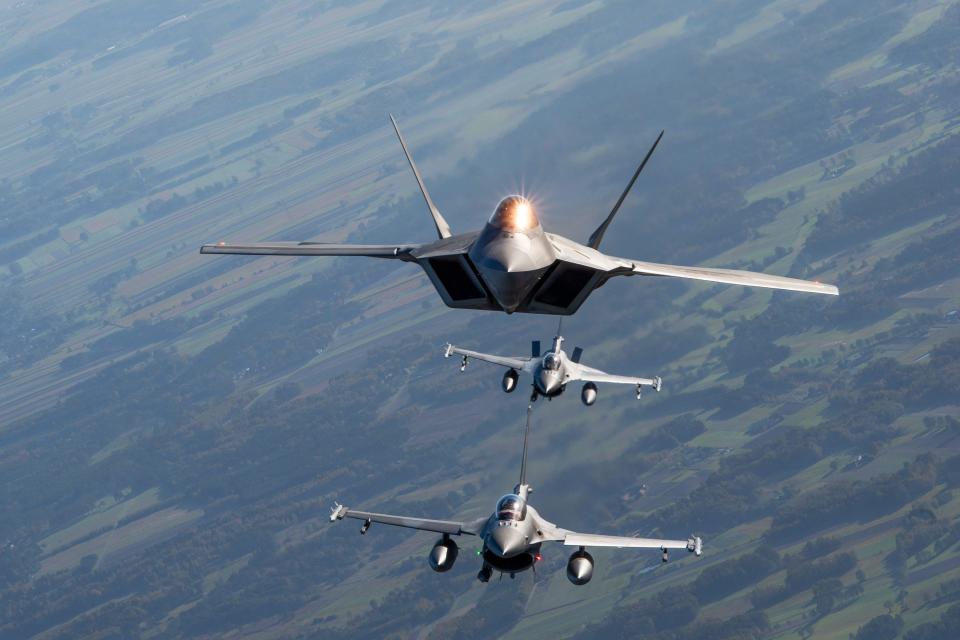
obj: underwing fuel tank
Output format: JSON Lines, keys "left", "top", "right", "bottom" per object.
{"left": 581, "top": 382, "right": 598, "bottom": 406}
{"left": 566, "top": 549, "right": 594, "bottom": 585}
{"left": 502, "top": 369, "right": 519, "bottom": 393}
{"left": 428, "top": 537, "right": 458, "bottom": 572}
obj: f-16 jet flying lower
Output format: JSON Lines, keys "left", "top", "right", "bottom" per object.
{"left": 445, "top": 327, "right": 661, "bottom": 404}
{"left": 329, "top": 406, "right": 702, "bottom": 584}
{"left": 201, "top": 117, "right": 838, "bottom": 315}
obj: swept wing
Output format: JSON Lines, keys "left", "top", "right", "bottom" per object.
{"left": 563, "top": 531, "right": 701, "bottom": 554}
{"left": 200, "top": 241, "right": 419, "bottom": 260}
{"left": 622, "top": 258, "right": 839, "bottom": 295}
{"left": 445, "top": 344, "right": 535, "bottom": 371}
{"left": 567, "top": 362, "right": 660, "bottom": 388}
{"left": 330, "top": 503, "right": 485, "bottom": 536}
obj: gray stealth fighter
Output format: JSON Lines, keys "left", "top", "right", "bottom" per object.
{"left": 445, "top": 327, "right": 661, "bottom": 404}
{"left": 201, "top": 118, "right": 838, "bottom": 315}
{"left": 330, "top": 406, "right": 702, "bottom": 584}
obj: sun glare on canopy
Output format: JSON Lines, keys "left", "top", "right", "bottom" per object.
{"left": 489, "top": 195, "right": 539, "bottom": 232}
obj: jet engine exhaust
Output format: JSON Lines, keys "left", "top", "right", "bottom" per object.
{"left": 581, "top": 382, "right": 598, "bottom": 406}
{"left": 502, "top": 368, "right": 519, "bottom": 393}
{"left": 566, "top": 548, "right": 594, "bottom": 585}
{"left": 428, "top": 537, "right": 459, "bottom": 572}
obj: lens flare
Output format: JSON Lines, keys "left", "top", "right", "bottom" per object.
{"left": 490, "top": 195, "right": 538, "bottom": 231}
{"left": 512, "top": 200, "right": 533, "bottom": 229}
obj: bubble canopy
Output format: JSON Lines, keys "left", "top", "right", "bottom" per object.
{"left": 496, "top": 494, "right": 527, "bottom": 521}
{"left": 488, "top": 196, "right": 538, "bottom": 232}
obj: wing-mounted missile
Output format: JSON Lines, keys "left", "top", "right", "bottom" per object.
{"left": 443, "top": 343, "right": 469, "bottom": 371}
{"left": 570, "top": 346, "right": 584, "bottom": 363}
{"left": 330, "top": 502, "right": 347, "bottom": 522}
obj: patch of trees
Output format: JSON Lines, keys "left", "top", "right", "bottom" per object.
{"left": 804, "top": 132, "right": 960, "bottom": 260}
{"left": 854, "top": 614, "right": 903, "bottom": 640}
{"left": 219, "top": 121, "right": 291, "bottom": 156}
{"left": 791, "top": 536, "right": 842, "bottom": 563}
{"left": 607, "top": 325, "right": 712, "bottom": 373}
{"left": 141, "top": 180, "right": 234, "bottom": 222}
{"left": 891, "top": 5, "right": 960, "bottom": 70}
{"left": 886, "top": 504, "right": 960, "bottom": 582}
{"left": 1, "top": 158, "right": 148, "bottom": 243}
{"left": 90, "top": 38, "right": 436, "bottom": 167}
{"left": 849, "top": 339, "right": 960, "bottom": 411}
{"left": 94, "top": 3, "right": 265, "bottom": 71}
{"left": 0, "top": 228, "right": 58, "bottom": 266}
{"left": 904, "top": 603, "right": 960, "bottom": 640}
{"left": 88, "top": 259, "right": 140, "bottom": 298}
{"left": 768, "top": 455, "right": 938, "bottom": 541}
{"left": 942, "top": 453, "right": 960, "bottom": 488}
{"left": 0, "top": 1, "right": 198, "bottom": 80}
{"left": 667, "top": 611, "right": 770, "bottom": 640}
{"left": 933, "top": 576, "right": 960, "bottom": 605}
{"left": 717, "top": 328, "right": 790, "bottom": 373}
{"left": 868, "top": 226, "right": 960, "bottom": 298}
{"left": 638, "top": 342, "right": 940, "bottom": 537}
{"left": 631, "top": 414, "right": 706, "bottom": 453}
{"left": 691, "top": 546, "right": 781, "bottom": 603}
{"left": 749, "top": 551, "right": 858, "bottom": 608}
{"left": 420, "top": 579, "right": 530, "bottom": 640}
{"left": 0, "top": 285, "right": 74, "bottom": 374}
{"left": 573, "top": 583, "right": 771, "bottom": 640}
{"left": 785, "top": 551, "right": 857, "bottom": 593}
{"left": 60, "top": 317, "right": 200, "bottom": 371}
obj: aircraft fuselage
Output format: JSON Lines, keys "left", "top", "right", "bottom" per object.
{"left": 476, "top": 493, "right": 552, "bottom": 578}
{"left": 467, "top": 223, "right": 556, "bottom": 313}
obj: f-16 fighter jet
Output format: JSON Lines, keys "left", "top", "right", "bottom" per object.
{"left": 444, "top": 327, "right": 661, "bottom": 404}
{"left": 202, "top": 118, "right": 838, "bottom": 315}
{"left": 330, "top": 405, "right": 702, "bottom": 584}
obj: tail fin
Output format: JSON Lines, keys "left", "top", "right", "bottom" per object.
{"left": 389, "top": 115, "right": 452, "bottom": 239}
{"left": 588, "top": 130, "right": 664, "bottom": 249}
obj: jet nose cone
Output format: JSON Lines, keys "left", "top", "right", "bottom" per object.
{"left": 536, "top": 371, "right": 561, "bottom": 396}
{"left": 482, "top": 237, "right": 534, "bottom": 274}
{"left": 488, "top": 526, "right": 525, "bottom": 558}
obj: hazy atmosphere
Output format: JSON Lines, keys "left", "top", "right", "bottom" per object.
{"left": 1, "top": 0, "right": 959, "bottom": 638}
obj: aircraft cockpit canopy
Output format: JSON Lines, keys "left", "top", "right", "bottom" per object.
{"left": 542, "top": 353, "right": 561, "bottom": 371}
{"left": 489, "top": 196, "right": 538, "bottom": 232}
{"left": 496, "top": 494, "right": 527, "bottom": 521}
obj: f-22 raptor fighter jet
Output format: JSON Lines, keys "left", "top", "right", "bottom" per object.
{"left": 330, "top": 406, "right": 702, "bottom": 584}
{"left": 202, "top": 117, "right": 838, "bottom": 315}
{"left": 445, "top": 326, "right": 661, "bottom": 404}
